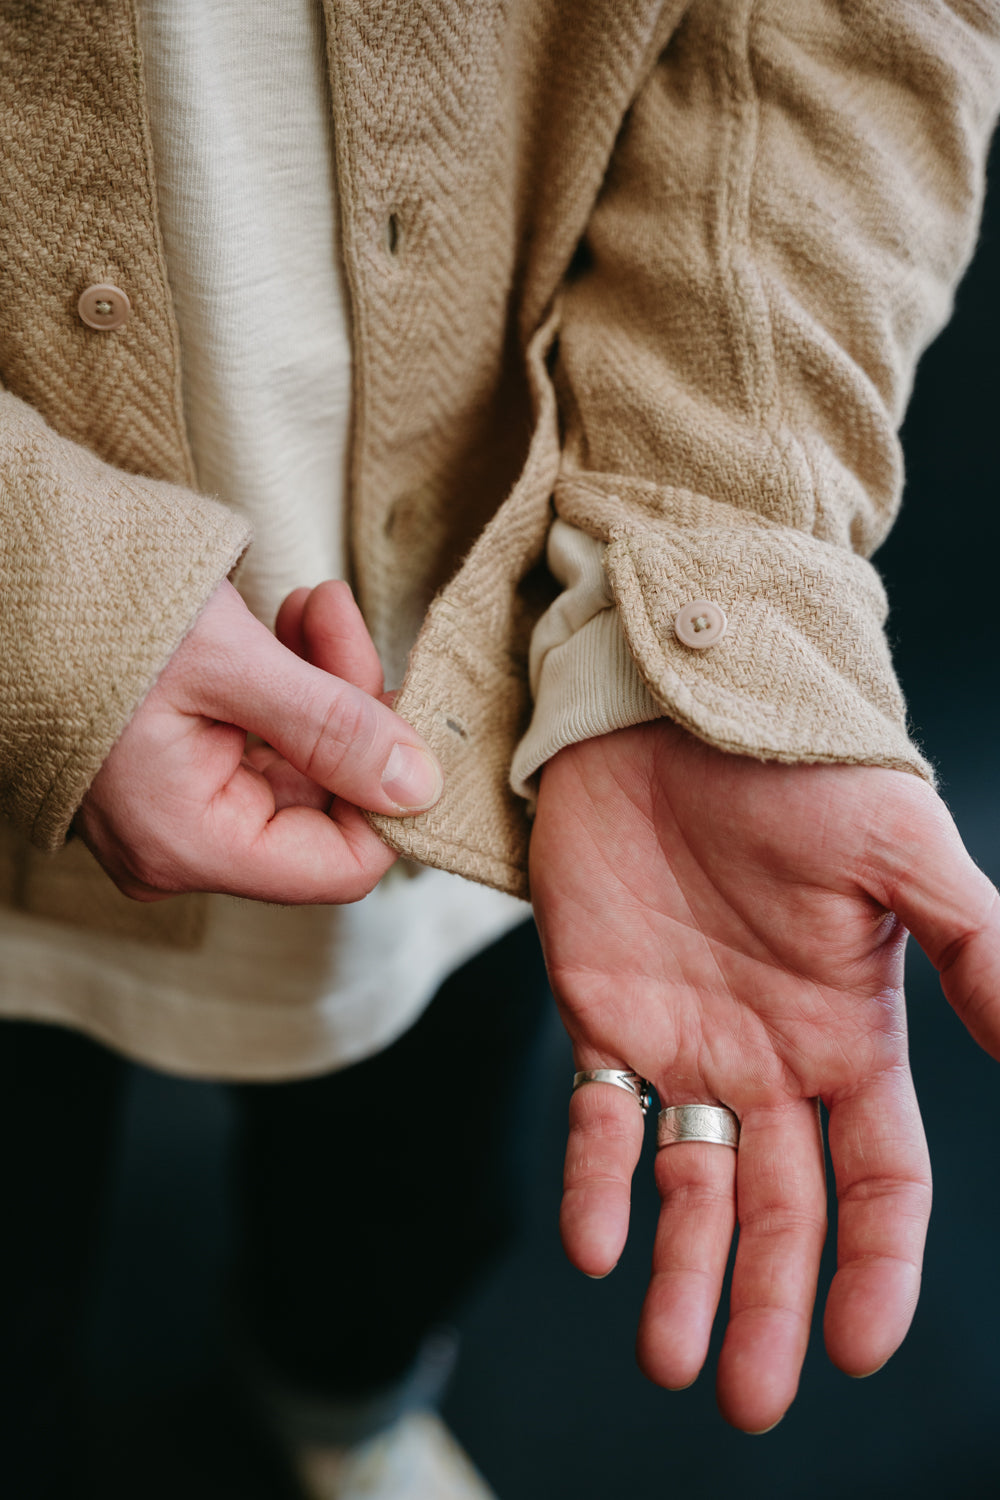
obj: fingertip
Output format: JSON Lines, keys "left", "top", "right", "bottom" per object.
{"left": 828, "top": 1349, "right": 893, "bottom": 1381}
{"left": 275, "top": 587, "right": 310, "bottom": 656}
{"left": 715, "top": 1313, "right": 803, "bottom": 1434}
{"left": 636, "top": 1344, "right": 700, "bottom": 1393}
{"left": 327, "top": 799, "right": 400, "bottom": 884}
{"left": 320, "top": 577, "right": 354, "bottom": 601}
{"left": 635, "top": 1288, "right": 712, "bottom": 1392}
{"left": 303, "top": 579, "right": 384, "bottom": 695}
{"left": 717, "top": 1385, "right": 794, "bottom": 1436}
{"left": 559, "top": 1194, "right": 628, "bottom": 1279}
{"left": 380, "top": 743, "right": 444, "bottom": 813}
{"left": 825, "top": 1333, "right": 899, "bottom": 1381}
{"left": 637, "top": 1341, "right": 700, "bottom": 1392}
{"left": 823, "top": 1262, "right": 919, "bottom": 1378}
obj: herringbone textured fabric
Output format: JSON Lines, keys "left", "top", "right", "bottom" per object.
{"left": 2, "top": 0, "right": 999, "bottom": 927}
{"left": 0, "top": 0, "right": 190, "bottom": 482}
{"left": 325, "top": 0, "right": 674, "bottom": 683}
{"left": 370, "top": 0, "right": 1000, "bottom": 895}
{"left": 0, "top": 1, "right": 250, "bottom": 870}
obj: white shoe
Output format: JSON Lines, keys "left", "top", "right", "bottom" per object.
{"left": 296, "top": 1410, "right": 497, "bottom": 1500}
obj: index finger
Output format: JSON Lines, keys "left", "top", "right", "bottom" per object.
{"left": 181, "top": 593, "right": 442, "bottom": 815}
{"left": 276, "top": 580, "right": 385, "bottom": 698}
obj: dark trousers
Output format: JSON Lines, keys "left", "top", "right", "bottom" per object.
{"left": 0, "top": 918, "right": 550, "bottom": 1495}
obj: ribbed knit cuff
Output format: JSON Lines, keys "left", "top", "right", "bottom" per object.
{"left": 510, "top": 521, "right": 661, "bottom": 806}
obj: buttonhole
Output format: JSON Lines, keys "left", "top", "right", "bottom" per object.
{"left": 567, "top": 237, "right": 593, "bottom": 281}
{"left": 445, "top": 717, "right": 468, "bottom": 740}
{"left": 384, "top": 210, "right": 402, "bottom": 257}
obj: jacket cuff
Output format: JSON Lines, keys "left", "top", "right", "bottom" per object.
{"left": 584, "top": 480, "right": 934, "bottom": 782}
{"left": 1, "top": 395, "right": 252, "bottom": 850}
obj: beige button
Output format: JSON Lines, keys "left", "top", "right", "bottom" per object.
{"left": 78, "top": 283, "right": 131, "bottom": 331}
{"left": 674, "top": 599, "right": 727, "bottom": 649}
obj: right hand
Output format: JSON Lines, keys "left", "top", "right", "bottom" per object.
{"left": 75, "top": 579, "right": 442, "bottom": 904}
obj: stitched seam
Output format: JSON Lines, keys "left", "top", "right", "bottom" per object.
{"left": 377, "top": 821, "right": 526, "bottom": 879}
{"left": 320, "top": 2, "right": 370, "bottom": 599}
{"left": 740, "top": 4, "right": 828, "bottom": 533}
{"left": 125, "top": 0, "right": 198, "bottom": 489}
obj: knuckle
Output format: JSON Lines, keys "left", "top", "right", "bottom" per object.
{"left": 301, "top": 685, "right": 380, "bottom": 787}
{"left": 660, "top": 1177, "right": 734, "bottom": 1215}
{"left": 575, "top": 1107, "right": 636, "bottom": 1143}
{"left": 838, "top": 1173, "right": 933, "bottom": 1208}
{"left": 737, "top": 1204, "right": 828, "bottom": 1241}
{"left": 563, "top": 1171, "right": 625, "bottom": 1202}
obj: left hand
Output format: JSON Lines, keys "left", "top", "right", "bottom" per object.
{"left": 530, "top": 721, "right": 1000, "bottom": 1432}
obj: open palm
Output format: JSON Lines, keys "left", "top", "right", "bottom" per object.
{"left": 530, "top": 721, "right": 1000, "bottom": 1432}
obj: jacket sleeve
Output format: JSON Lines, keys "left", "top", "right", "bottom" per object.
{"left": 0, "top": 388, "right": 250, "bottom": 851}
{"left": 517, "top": 0, "right": 1000, "bottom": 788}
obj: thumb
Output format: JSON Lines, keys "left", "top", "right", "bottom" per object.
{"left": 872, "top": 786, "right": 1000, "bottom": 1060}
{"left": 175, "top": 582, "right": 443, "bottom": 816}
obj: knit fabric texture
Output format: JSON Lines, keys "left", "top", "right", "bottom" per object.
{"left": 0, "top": 3, "right": 250, "bottom": 863}
{"left": 2, "top": 1, "right": 1000, "bottom": 930}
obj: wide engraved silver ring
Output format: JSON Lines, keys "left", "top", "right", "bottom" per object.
{"left": 572, "top": 1069, "right": 655, "bottom": 1116}
{"left": 657, "top": 1104, "right": 740, "bottom": 1149}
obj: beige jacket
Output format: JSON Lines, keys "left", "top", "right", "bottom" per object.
{"left": 2, "top": 0, "right": 998, "bottom": 946}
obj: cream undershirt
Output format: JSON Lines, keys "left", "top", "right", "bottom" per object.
{"left": 135, "top": 0, "right": 352, "bottom": 625}
{"left": 510, "top": 521, "right": 662, "bottom": 806}
{"left": 0, "top": 0, "right": 655, "bottom": 1080}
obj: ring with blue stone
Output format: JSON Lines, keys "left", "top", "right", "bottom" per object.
{"left": 572, "top": 1069, "right": 655, "bottom": 1116}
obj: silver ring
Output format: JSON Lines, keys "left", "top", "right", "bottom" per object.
{"left": 657, "top": 1104, "right": 740, "bottom": 1149}
{"left": 572, "top": 1069, "right": 655, "bottom": 1116}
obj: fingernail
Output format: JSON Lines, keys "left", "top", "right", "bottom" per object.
{"left": 381, "top": 743, "right": 443, "bottom": 811}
